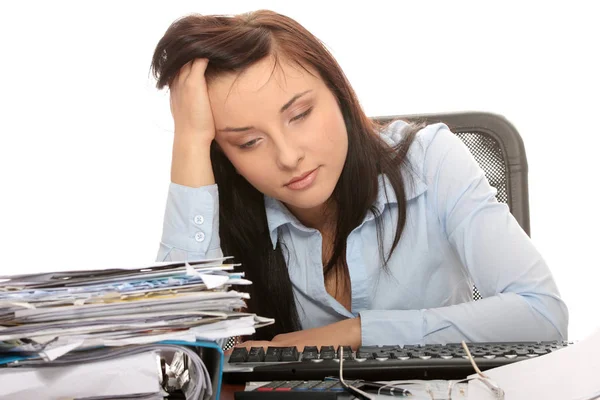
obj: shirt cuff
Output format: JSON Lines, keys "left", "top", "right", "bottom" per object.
{"left": 160, "top": 182, "right": 220, "bottom": 256}
{"left": 359, "top": 309, "right": 424, "bottom": 346}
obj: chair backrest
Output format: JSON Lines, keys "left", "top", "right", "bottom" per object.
{"left": 372, "top": 111, "right": 531, "bottom": 237}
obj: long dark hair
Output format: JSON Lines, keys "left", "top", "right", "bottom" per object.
{"left": 151, "top": 10, "right": 421, "bottom": 340}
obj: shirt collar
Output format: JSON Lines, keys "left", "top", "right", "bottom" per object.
{"left": 264, "top": 194, "right": 312, "bottom": 249}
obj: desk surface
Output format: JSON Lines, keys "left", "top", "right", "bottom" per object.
{"left": 221, "top": 384, "right": 244, "bottom": 400}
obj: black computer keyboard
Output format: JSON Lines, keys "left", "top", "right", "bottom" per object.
{"left": 224, "top": 340, "right": 569, "bottom": 384}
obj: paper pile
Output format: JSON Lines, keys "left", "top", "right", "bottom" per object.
{"left": 0, "top": 257, "right": 273, "bottom": 399}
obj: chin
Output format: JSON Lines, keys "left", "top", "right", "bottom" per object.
{"left": 282, "top": 186, "right": 335, "bottom": 211}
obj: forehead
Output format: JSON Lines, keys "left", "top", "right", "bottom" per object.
{"left": 208, "top": 57, "right": 322, "bottom": 115}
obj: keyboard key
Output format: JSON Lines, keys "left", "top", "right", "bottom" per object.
{"left": 356, "top": 350, "right": 374, "bottom": 359}
{"left": 515, "top": 349, "right": 530, "bottom": 356}
{"left": 371, "top": 347, "right": 394, "bottom": 358}
{"left": 310, "top": 381, "right": 338, "bottom": 391}
{"left": 256, "top": 381, "right": 284, "bottom": 391}
{"left": 275, "top": 381, "right": 302, "bottom": 391}
{"left": 328, "top": 382, "right": 345, "bottom": 392}
{"left": 412, "top": 351, "right": 431, "bottom": 360}
{"left": 265, "top": 347, "right": 282, "bottom": 362}
{"left": 320, "top": 346, "right": 335, "bottom": 360}
{"left": 292, "top": 381, "right": 321, "bottom": 391}
{"left": 228, "top": 347, "right": 248, "bottom": 363}
{"left": 301, "top": 353, "right": 318, "bottom": 361}
{"left": 280, "top": 346, "right": 299, "bottom": 361}
{"left": 336, "top": 345, "right": 353, "bottom": 359}
{"left": 302, "top": 346, "right": 319, "bottom": 361}
{"left": 247, "top": 346, "right": 265, "bottom": 362}
{"left": 470, "top": 350, "right": 487, "bottom": 357}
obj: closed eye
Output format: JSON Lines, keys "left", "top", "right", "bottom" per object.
{"left": 290, "top": 107, "right": 313, "bottom": 123}
{"left": 238, "top": 138, "right": 260, "bottom": 149}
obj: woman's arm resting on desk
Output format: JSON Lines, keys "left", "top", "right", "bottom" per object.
{"left": 239, "top": 317, "right": 362, "bottom": 351}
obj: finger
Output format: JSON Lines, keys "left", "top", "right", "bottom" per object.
{"left": 236, "top": 340, "right": 257, "bottom": 349}
{"left": 234, "top": 340, "right": 249, "bottom": 348}
{"left": 236, "top": 340, "right": 271, "bottom": 350}
{"left": 186, "top": 58, "right": 209, "bottom": 84}
{"left": 173, "top": 60, "right": 194, "bottom": 88}
{"left": 191, "top": 58, "right": 209, "bottom": 73}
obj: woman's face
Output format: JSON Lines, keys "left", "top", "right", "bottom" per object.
{"left": 209, "top": 56, "right": 348, "bottom": 219}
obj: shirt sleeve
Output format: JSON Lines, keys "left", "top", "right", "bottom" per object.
{"left": 359, "top": 125, "right": 568, "bottom": 346}
{"left": 156, "top": 182, "right": 223, "bottom": 262}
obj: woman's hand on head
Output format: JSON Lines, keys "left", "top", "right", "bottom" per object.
{"left": 169, "top": 58, "right": 216, "bottom": 144}
{"left": 168, "top": 58, "right": 218, "bottom": 187}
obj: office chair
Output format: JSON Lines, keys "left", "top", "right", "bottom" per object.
{"left": 373, "top": 111, "right": 531, "bottom": 301}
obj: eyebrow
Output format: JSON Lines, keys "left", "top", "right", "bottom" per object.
{"left": 217, "top": 90, "right": 313, "bottom": 133}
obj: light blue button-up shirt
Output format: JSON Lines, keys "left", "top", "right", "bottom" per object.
{"left": 157, "top": 121, "right": 568, "bottom": 346}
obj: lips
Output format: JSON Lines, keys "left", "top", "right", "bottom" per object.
{"left": 283, "top": 167, "right": 320, "bottom": 191}
{"left": 285, "top": 168, "right": 317, "bottom": 186}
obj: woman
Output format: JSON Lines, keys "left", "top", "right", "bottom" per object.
{"left": 151, "top": 10, "right": 568, "bottom": 349}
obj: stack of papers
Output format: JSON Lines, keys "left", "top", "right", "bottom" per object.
{"left": 0, "top": 257, "right": 273, "bottom": 399}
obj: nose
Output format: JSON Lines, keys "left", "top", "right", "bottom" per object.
{"left": 274, "top": 136, "right": 304, "bottom": 170}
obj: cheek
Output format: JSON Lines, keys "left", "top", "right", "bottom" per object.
{"left": 240, "top": 163, "right": 269, "bottom": 183}
{"left": 314, "top": 114, "right": 347, "bottom": 153}
{"left": 215, "top": 139, "right": 276, "bottom": 189}
{"left": 230, "top": 154, "right": 277, "bottom": 191}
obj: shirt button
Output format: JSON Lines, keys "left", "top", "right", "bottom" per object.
{"left": 193, "top": 215, "right": 204, "bottom": 225}
{"left": 194, "top": 232, "right": 205, "bottom": 242}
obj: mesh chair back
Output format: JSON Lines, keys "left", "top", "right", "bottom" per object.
{"left": 373, "top": 111, "right": 530, "bottom": 236}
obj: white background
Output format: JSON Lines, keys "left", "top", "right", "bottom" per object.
{"left": 0, "top": 1, "right": 598, "bottom": 341}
